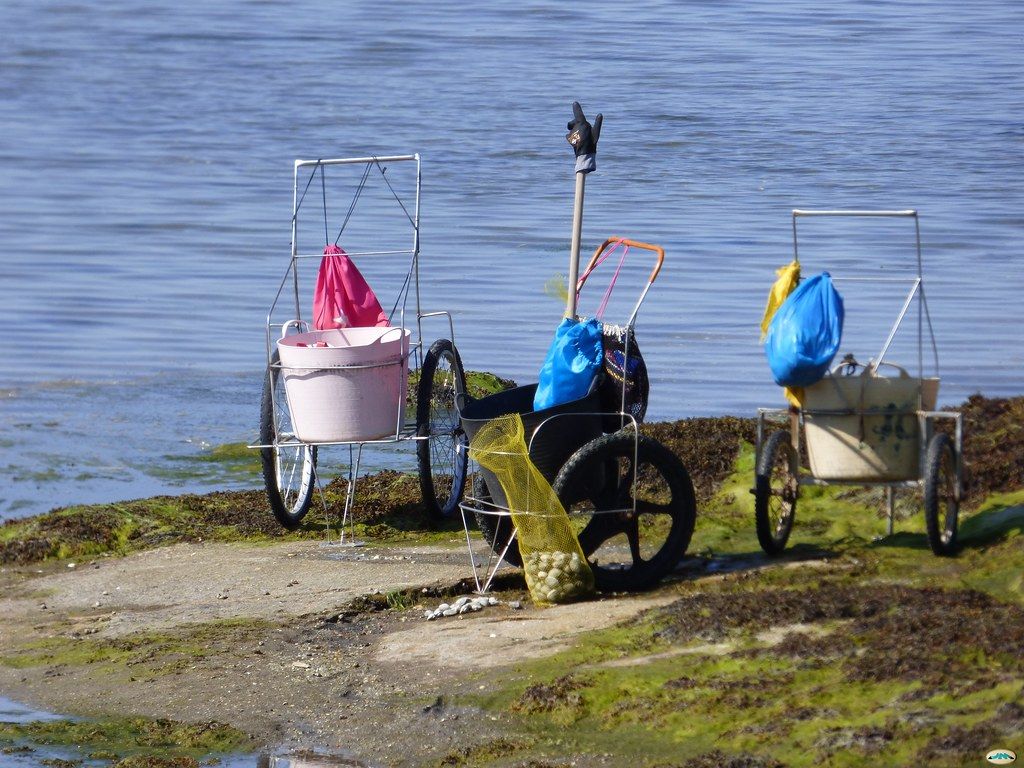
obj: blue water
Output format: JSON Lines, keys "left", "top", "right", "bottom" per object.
{"left": 1, "top": 1, "right": 1022, "bottom": 520}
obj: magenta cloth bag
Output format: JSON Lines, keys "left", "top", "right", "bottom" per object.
{"left": 313, "top": 244, "right": 389, "bottom": 330}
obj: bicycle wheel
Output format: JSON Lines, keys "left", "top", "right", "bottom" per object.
{"left": 260, "top": 351, "right": 317, "bottom": 530}
{"left": 553, "top": 432, "right": 697, "bottom": 592}
{"left": 754, "top": 429, "right": 799, "bottom": 556}
{"left": 416, "top": 338, "right": 469, "bottom": 519}
{"left": 924, "top": 432, "right": 959, "bottom": 556}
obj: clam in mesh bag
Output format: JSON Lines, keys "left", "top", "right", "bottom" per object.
{"left": 469, "top": 414, "right": 595, "bottom": 604}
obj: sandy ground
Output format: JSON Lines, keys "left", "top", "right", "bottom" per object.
{"left": 0, "top": 538, "right": 677, "bottom": 766}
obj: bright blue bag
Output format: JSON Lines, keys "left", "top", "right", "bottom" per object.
{"left": 533, "top": 316, "right": 604, "bottom": 411}
{"left": 764, "top": 272, "right": 844, "bottom": 387}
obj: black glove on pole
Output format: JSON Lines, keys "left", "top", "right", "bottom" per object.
{"left": 566, "top": 102, "right": 602, "bottom": 318}
{"left": 566, "top": 101, "right": 603, "bottom": 174}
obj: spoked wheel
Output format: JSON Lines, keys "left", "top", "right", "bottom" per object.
{"left": 924, "top": 432, "right": 959, "bottom": 556}
{"left": 472, "top": 473, "right": 523, "bottom": 568}
{"left": 416, "top": 338, "right": 469, "bottom": 519}
{"left": 260, "top": 351, "right": 317, "bottom": 530}
{"left": 552, "top": 432, "right": 697, "bottom": 592}
{"left": 754, "top": 430, "right": 799, "bottom": 556}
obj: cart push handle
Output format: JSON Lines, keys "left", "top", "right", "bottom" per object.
{"left": 577, "top": 237, "right": 665, "bottom": 290}
{"left": 574, "top": 237, "right": 665, "bottom": 328}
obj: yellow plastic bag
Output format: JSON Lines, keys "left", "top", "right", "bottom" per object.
{"left": 469, "top": 414, "right": 595, "bottom": 604}
{"left": 759, "top": 260, "right": 801, "bottom": 341}
{"left": 760, "top": 260, "right": 802, "bottom": 406}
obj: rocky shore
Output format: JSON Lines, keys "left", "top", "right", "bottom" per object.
{"left": 0, "top": 395, "right": 1021, "bottom": 767}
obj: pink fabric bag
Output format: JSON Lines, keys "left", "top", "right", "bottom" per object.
{"left": 312, "top": 244, "right": 389, "bottom": 330}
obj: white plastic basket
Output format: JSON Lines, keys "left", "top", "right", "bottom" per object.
{"left": 802, "top": 366, "right": 939, "bottom": 481}
{"left": 277, "top": 326, "right": 410, "bottom": 443}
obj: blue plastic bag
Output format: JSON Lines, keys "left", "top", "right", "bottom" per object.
{"left": 764, "top": 272, "right": 845, "bottom": 387}
{"left": 533, "top": 317, "right": 604, "bottom": 411}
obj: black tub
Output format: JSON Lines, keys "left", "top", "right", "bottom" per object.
{"left": 459, "top": 383, "right": 603, "bottom": 511}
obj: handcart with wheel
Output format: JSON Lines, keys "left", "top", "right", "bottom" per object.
{"left": 460, "top": 236, "right": 697, "bottom": 593}
{"left": 254, "top": 154, "right": 469, "bottom": 535}
{"left": 453, "top": 104, "right": 696, "bottom": 595}
{"left": 753, "top": 209, "right": 963, "bottom": 557}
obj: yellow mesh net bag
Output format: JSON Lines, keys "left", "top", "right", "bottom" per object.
{"left": 469, "top": 413, "right": 595, "bottom": 604}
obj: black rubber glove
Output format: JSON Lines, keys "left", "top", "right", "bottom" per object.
{"left": 566, "top": 101, "right": 602, "bottom": 174}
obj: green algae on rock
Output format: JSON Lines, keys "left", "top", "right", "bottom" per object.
{"left": 2, "top": 395, "right": 1021, "bottom": 570}
{"left": 0, "top": 716, "right": 248, "bottom": 766}
{"left": 2, "top": 618, "right": 275, "bottom": 678}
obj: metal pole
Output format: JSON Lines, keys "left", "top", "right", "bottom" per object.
{"left": 413, "top": 154, "right": 423, "bottom": 364}
{"left": 291, "top": 163, "right": 301, "bottom": 320}
{"left": 566, "top": 172, "right": 586, "bottom": 318}
{"left": 886, "top": 486, "right": 895, "bottom": 536}
{"left": 871, "top": 279, "right": 920, "bottom": 371}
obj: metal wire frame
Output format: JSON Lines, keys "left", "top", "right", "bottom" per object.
{"left": 457, "top": 412, "right": 640, "bottom": 594}
{"left": 258, "top": 154, "right": 458, "bottom": 450}
{"left": 752, "top": 209, "right": 962, "bottom": 536}
{"left": 755, "top": 407, "right": 963, "bottom": 536}
{"left": 791, "top": 209, "right": 938, "bottom": 379}
{"left": 251, "top": 154, "right": 460, "bottom": 546}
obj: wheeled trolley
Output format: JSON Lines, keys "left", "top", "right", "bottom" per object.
{"left": 254, "top": 155, "right": 468, "bottom": 535}
{"left": 458, "top": 238, "right": 697, "bottom": 593}
{"left": 753, "top": 210, "right": 963, "bottom": 557}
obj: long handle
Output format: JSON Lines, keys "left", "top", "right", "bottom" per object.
{"left": 564, "top": 101, "right": 601, "bottom": 319}
{"left": 565, "top": 172, "right": 587, "bottom": 319}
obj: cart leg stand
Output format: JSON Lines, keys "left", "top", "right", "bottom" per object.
{"left": 323, "top": 444, "right": 366, "bottom": 548}
{"left": 885, "top": 486, "right": 895, "bottom": 536}
{"left": 459, "top": 505, "right": 517, "bottom": 595}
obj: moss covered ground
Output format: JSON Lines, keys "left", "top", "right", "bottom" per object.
{"left": 438, "top": 487, "right": 1024, "bottom": 766}
{"left": 1, "top": 394, "right": 1020, "bottom": 767}
{"left": 0, "top": 369, "right": 519, "bottom": 566}
{"left": 431, "top": 396, "right": 1024, "bottom": 767}
{"left": 0, "top": 716, "right": 249, "bottom": 767}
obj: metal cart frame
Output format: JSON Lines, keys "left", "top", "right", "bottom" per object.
{"left": 252, "top": 154, "right": 468, "bottom": 540}
{"left": 754, "top": 209, "right": 964, "bottom": 556}
{"left": 458, "top": 238, "right": 697, "bottom": 594}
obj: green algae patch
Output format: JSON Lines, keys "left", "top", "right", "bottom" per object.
{"left": 2, "top": 618, "right": 275, "bottom": 678}
{"left": 456, "top": 574, "right": 1024, "bottom": 767}
{"left": 0, "top": 716, "right": 248, "bottom": 765}
{"left": 407, "top": 368, "right": 516, "bottom": 409}
{"left": 319, "top": 469, "right": 466, "bottom": 545}
{"left": 3, "top": 394, "right": 1021, "bottom": 573}
{"left": 0, "top": 492, "right": 286, "bottom": 565}
{"left": 154, "top": 441, "right": 262, "bottom": 484}
{"left": 0, "top": 470, "right": 464, "bottom": 565}
{"left": 463, "top": 370, "right": 517, "bottom": 400}
{"left": 951, "top": 495, "right": 1024, "bottom": 603}
{"left": 685, "top": 438, "right": 885, "bottom": 558}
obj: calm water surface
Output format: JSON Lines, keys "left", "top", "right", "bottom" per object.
{"left": 1, "top": 1, "right": 1022, "bottom": 519}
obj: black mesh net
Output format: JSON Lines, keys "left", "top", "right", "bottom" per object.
{"left": 598, "top": 324, "right": 649, "bottom": 432}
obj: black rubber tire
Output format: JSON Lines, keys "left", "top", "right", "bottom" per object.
{"left": 924, "top": 432, "right": 959, "bottom": 556}
{"left": 416, "top": 339, "right": 469, "bottom": 519}
{"left": 754, "top": 430, "right": 799, "bottom": 556}
{"left": 552, "top": 432, "right": 697, "bottom": 592}
{"left": 260, "top": 351, "right": 317, "bottom": 531}
{"left": 471, "top": 473, "right": 523, "bottom": 567}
